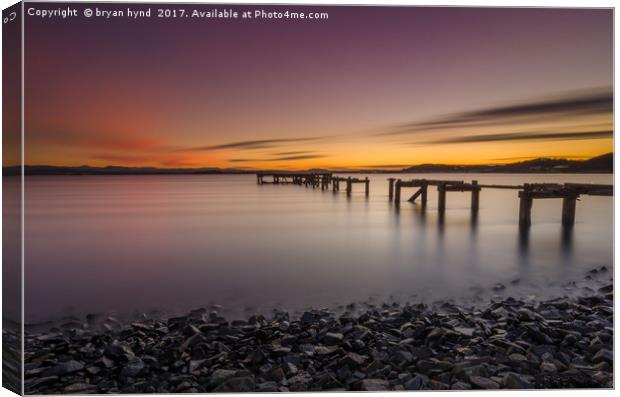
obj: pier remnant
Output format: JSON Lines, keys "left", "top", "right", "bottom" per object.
{"left": 388, "top": 178, "right": 396, "bottom": 201}
{"left": 332, "top": 176, "right": 370, "bottom": 196}
{"left": 388, "top": 178, "right": 611, "bottom": 229}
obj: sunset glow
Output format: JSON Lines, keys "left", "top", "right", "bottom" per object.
{"left": 20, "top": 5, "right": 612, "bottom": 169}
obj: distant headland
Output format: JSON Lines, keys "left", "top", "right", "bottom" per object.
{"left": 3, "top": 153, "right": 613, "bottom": 176}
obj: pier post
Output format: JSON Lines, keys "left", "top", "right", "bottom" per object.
{"left": 561, "top": 195, "right": 578, "bottom": 227}
{"left": 394, "top": 179, "right": 402, "bottom": 204}
{"left": 332, "top": 178, "right": 338, "bottom": 192}
{"left": 421, "top": 184, "right": 428, "bottom": 209}
{"left": 518, "top": 185, "right": 533, "bottom": 228}
{"left": 346, "top": 177, "right": 352, "bottom": 196}
{"left": 365, "top": 177, "right": 369, "bottom": 196}
{"left": 437, "top": 184, "right": 446, "bottom": 216}
{"left": 257, "top": 175, "right": 262, "bottom": 185}
{"left": 388, "top": 178, "right": 395, "bottom": 201}
{"left": 471, "top": 180, "right": 480, "bottom": 213}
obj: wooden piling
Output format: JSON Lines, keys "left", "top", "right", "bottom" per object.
{"left": 562, "top": 195, "right": 577, "bottom": 226}
{"left": 346, "top": 177, "right": 352, "bottom": 196}
{"left": 421, "top": 185, "right": 428, "bottom": 209}
{"left": 471, "top": 180, "right": 480, "bottom": 213}
{"left": 518, "top": 185, "right": 533, "bottom": 228}
{"left": 394, "top": 179, "right": 402, "bottom": 204}
{"left": 437, "top": 184, "right": 446, "bottom": 216}
{"left": 388, "top": 178, "right": 395, "bottom": 201}
{"left": 365, "top": 177, "right": 369, "bottom": 196}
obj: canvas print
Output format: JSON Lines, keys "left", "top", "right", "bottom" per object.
{"left": 1, "top": 1, "right": 614, "bottom": 394}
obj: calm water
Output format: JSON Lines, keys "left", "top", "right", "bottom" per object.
{"left": 24, "top": 174, "right": 613, "bottom": 323}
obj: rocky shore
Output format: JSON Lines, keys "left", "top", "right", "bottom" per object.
{"left": 24, "top": 268, "right": 613, "bottom": 393}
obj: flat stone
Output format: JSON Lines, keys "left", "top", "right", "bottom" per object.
{"left": 502, "top": 372, "right": 533, "bottom": 389}
{"left": 592, "top": 348, "right": 613, "bottom": 364}
{"left": 213, "top": 376, "right": 255, "bottom": 393}
{"left": 323, "top": 332, "right": 344, "bottom": 346}
{"left": 340, "top": 352, "right": 367, "bottom": 367}
{"left": 256, "top": 381, "right": 278, "bottom": 392}
{"left": 209, "top": 369, "right": 237, "bottom": 387}
{"left": 540, "top": 362, "right": 557, "bottom": 373}
{"left": 360, "top": 379, "right": 390, "bottom": 391}
{"left": 121, "top": 357, "right": 145, "bottom": 378}
{"left": 63, "top": 383, "right": 98, "bottom": 393}
{"left": 470, "top": 376, "right": 500, "bottom": 389}
{"left": 49, "top": 360, "right": 84, "bottom": 376}
{"left": 451, "top": 381, "right": 472, "bottom": 390}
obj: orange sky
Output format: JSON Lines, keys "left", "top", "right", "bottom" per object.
{"left": 15, "top": 6, "right": 613, "bottom": 170}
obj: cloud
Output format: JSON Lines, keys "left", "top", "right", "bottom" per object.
{"left": 227, "top": 154, "right": 328, "bottom": 163}
{"left": 272, "top": 151, "right": 314, "bottom": 156}
{"left": 360, "top": 164, "right": 412, "bottom": 169}
{"left": 183, "top": 137, "right": 327, "bottom": 151}
{"left": 424, "top": 130, "right": 612, "bottom": 145}
{"left": 382, "top": 87, "right": 613, "bottom": 136}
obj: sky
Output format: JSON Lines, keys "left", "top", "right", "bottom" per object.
{"left": 20, "top": 4, "right": 613, "bottom": 170}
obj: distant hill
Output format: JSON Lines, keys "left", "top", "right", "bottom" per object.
{"left": 2, "top": 153, "right": 613, "bottom": 175}
{"left": 401, "top": 153, "right": 613, "bottom": 174}
{"left": 3, "top": 165, "right": 252, "bottom": 176}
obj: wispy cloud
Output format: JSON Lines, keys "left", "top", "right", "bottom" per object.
{"left": 272, "top": 151, "right": 314, "bottom": 156}
{"left": 359, "top": 164, "right": 412, "bottom": 169}
{"left": 182, "top": 137, "right": 328, "bottom": 151}
{"left": 228, "top": 154, "right": 328, "bottom": 163}
{"left": 423, "top": 130, "right": 612, "bottom": 145}
{"left": 381, "top": 87, "right": 613, "bottom": 136}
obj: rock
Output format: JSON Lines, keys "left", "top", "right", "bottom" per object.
{"left": 340, "top": 352, "right": 367, "bottom": 367}
{"left": 300, "top": 312, "right": 315, "bottom": 323}
{"left": 315, "top": 345, "right": 338, "bottom": 355}
{"left": 323, "top": 332, "right": 344, "bottom": 345}
{"left": 508, "top": 353, "right": 528, "bottom": 363}
{"left": 209, "top": 369, "right": 237, "bottom": 387}
{"left": 360, "top": 379, "right": 390, "bottom": 391}
{"left": 404, "top": 374, "right": 427, "bottom": 390}
{"left": 540, "top": 362, "right": 557, "bottom": 373}
{"left": 63, "top": 383, "right": 98, "bottom": 393}
{"left": 429, "top": 380, "right": 450, "bottom": 390}
{"left": 213, "top": 376, "right": 255, "bottom": 392}
{"left": 256, "top": 381, "right": 278, "bottom": 392}
{"left": 104, "top": 341, "right": 134, "bottom": 360}
{"left": 183, "top": 324, "right": 201, "bottom": 336}
{"left": 21, "top": 274, "right": 613, "bottom": 393}
{"left": 502, "top": 372, "right": 532, "bottom": 389}
{"left": 271, "top": 367, "right": 285, "bottom": 381}
{"left": 49, "top": 360, "right": 84, "bottom": 376}
{"left": 121, "top": 357, "right": 145, "bottom": 378}
{"left": 592, "top": 348, "right": 613, "bottom": 364}
{"left": 470, "top": 376, "right": 500, "bottom": 389}
{"left": 451, "top": 381, "right": 472, "bottom": 390}
{"left": 189, "top": 359, "right": 206, "bottom": 372}
{"left": 284, "top": 362, "right": 298, "bottom": 375}
{"left": 454, "top": 327, "right": 475, "bottom": 337}
{"left": 288, "top": 373, "right": 313, "bottom": 391}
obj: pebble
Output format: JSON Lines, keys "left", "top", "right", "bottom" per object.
{"left": 21, "top": 271, "right": 613, "bottom": 393}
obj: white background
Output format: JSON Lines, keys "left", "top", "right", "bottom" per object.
{"left": 0, "top": 0, "right": 617, "bottom": 396}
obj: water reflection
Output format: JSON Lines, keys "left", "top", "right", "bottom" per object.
{"left": 560, "top": 225, "right": 574, "bottom": 260}
{"left": 24, "top": 173, "right": 612, "bottom": 322}
{"left": 517, "top": 227, "right": 530, "bottom": 266}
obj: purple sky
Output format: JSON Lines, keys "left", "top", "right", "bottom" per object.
{"left": 22, "top": 4, "right": 613, "bottom": 168}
